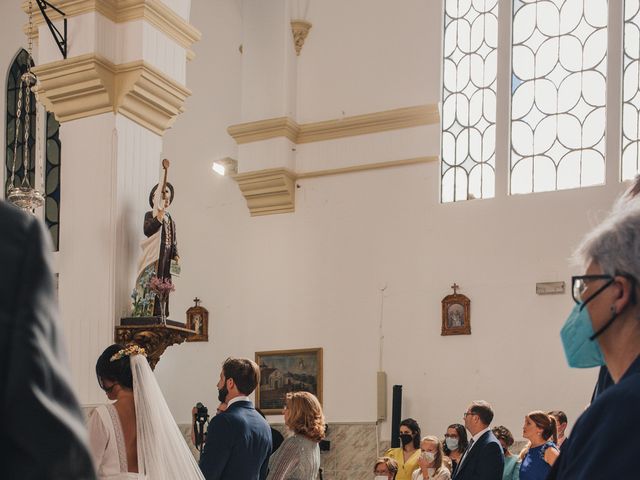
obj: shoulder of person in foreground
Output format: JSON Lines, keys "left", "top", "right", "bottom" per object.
{"left": 0, "top": 202, "right": 96, "bottom": 479}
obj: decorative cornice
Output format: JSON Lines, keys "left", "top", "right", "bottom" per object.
{"left": 227, "top": 117, "right": 301, "bottom": 145}
{"left": 33, "top": 54, "right": 116, "bottom": 121}
{"left": 233, "top": 168, "right": 296, "bottom": 216}
{"left": 33, "top": 53, "right": 191, "bottom": 135}
{"left": 116, "top": 60, "right": 191, "bottom": 135}
{"left": 299, "top": 104, "right": 439, "bottom": 143}
{"left": 22, "top": 0, "right": 201, "bottom": 60}
{"left": 231, "top": 157, "right": 436, "bottom": 216}
{"left": 227, "top": 104, "right": 439, "bottom": 145}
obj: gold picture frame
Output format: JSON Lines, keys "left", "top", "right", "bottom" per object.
{"left": 255, "top": 347, "right": 323, "bottom": 414}
{"left": 185, "top": 304, "right": 208, "bottom": 342}
{"left": 442, "top": 293, "right": 471, "bottom": 336}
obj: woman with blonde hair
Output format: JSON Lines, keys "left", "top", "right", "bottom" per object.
{"left": 266, "top": 391, "right": 325, "bottom": 480}
{"left": 519, "top": 411, "right": 558, "bottom": 480}
{"left": 411, "top": 435, "right": 450, "bottom": 480}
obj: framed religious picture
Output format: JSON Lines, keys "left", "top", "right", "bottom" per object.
{"left": 185, "top": 298, "right": 208, "bottom": 342}
{"left": 441, "top": 283, "right": 471, "bottom": 336}
{"left": 255, "top": 348, "right": 323, "bottom": 414}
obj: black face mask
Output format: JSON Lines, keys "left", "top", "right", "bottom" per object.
{"left": 399, "top": 434, "right": 414, "bottom": 447}
{"left": 218, "top": 380, "right": 229, "bottom": 403}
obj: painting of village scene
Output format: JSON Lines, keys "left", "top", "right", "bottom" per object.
{"left": 255, "top": 348, "right": 323, "bottom": 414}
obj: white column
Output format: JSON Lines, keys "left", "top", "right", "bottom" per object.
{"left": 31, "top": 0, "right": 198, "bottom": 403}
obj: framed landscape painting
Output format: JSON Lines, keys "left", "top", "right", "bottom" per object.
{"left": 255, "top": 348, "right": 323, "bottom": 414}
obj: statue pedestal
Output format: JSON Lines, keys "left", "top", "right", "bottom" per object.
{"left": 116, "top": 317, "right": 197, "bottom": 369}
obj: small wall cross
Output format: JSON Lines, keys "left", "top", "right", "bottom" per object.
{"left": 450, "top": 283, "right": 460, "bottom": 295}
{"left": 193, "top": 297, "right": 201, "bottom": 307}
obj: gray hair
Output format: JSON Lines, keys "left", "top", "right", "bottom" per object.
{"left": 574, "top": 177, "right": 640, "bottom": 282}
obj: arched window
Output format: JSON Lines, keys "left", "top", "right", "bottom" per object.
{"left": 5, "top": 48, "right": 61, "bottom": 250}
{"left": 5, "top": 49, "right": 36, "bottom": 197}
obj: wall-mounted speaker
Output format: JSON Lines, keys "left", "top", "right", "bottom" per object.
{"left": 390, "top": 385, "right": 402, "bottom": 448}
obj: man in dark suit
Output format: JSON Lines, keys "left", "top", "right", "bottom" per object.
{"left": 0, "top": 201, "right": 96, "bottom": 479}
{"left": 199, "top": 357, "right": 272, "bottom": 479}
{"left": 452, "top": 400, "right": 504, "bottom": 480}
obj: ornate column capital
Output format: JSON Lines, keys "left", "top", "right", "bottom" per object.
{"left": 34, "top": 54, "right": 191, "bottom": 135}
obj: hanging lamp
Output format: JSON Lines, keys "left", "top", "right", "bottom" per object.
{"left": 7, "top": 0, "right": 44, "bottom": 214}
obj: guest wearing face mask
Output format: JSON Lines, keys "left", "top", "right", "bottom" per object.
{"left": 374, "top": 457, "right": 399, "bottom": 480}
{"left": 547, "top": 176, "right": 640, "bottom": 480}
{"left": 492, "top": 426, "right": 519, "bottom": 480}
{"left": 412, "top": 435, "right": 451, "bottom": 480}
{"left": 384, "top": 418, "right": 422, "bottom": 480}
{"left": 442, "top": 424, "right": 468, "bottom": 476}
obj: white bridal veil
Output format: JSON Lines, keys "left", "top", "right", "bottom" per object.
{"left": 130, "top": 354, "right": 205, "bottom": 480}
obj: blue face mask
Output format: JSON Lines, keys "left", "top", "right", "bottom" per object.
{"left": 560, "top": 303, "right": 605, "bottom": 368}
{"left": 445, "top": 437, "right": 459, "bottom": 451}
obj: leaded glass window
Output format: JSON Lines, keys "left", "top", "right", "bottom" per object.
{"left": 441, "top": 0, "right": 499, "bottom": 202}
{"left": 623, "top": 0, "right": 640, "bottom": 180}
{"left": 5, "top": 48, "right": 61, "bottom": 250}
{"left": 510, "top": 0, "right": 608, "bottom": 194}
{"left": 45, "top": 112, "right": 61, "bottom": 250}
{"left": 5, "top": 49, "right": 36, "bottom": 197}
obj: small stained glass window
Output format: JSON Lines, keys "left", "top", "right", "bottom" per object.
{"left": 45, "top": 112, "right": 61, "bottom": 250}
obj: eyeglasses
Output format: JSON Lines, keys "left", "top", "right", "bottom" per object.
{"left": 444, "top": 434, "right": 459, "bottom": 438}
{"left": 571, "top": 275, "right": 614, "bottom": 305}
{"left": 463, "top": 411, "right": 477, "bottom": 418}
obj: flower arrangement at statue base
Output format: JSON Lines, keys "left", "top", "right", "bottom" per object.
{"left": 149, "top": 276, "right": 175, "bottom": 325}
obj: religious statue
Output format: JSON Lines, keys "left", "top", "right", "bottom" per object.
{"left": 131, "top": 160, "right": 179, "bottom": 318}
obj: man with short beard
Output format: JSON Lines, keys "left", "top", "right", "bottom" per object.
{"left": 199, "top": 357, "right": 272, "bottom": 479}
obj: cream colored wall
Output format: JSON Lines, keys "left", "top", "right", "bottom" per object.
{"left": 0, "top": 0, "right": 629, "bottom": 444}
{"left": 158, "top": 0, "right": 628, "bottom": 444}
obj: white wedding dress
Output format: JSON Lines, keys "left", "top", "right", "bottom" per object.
{"left": 88, "top": 355, "right": 204, "bottom": 480}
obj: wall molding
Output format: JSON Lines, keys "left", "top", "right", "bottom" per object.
{"left": 34, "top": 53, "right": 191, "bottom": 135}
{"left": 227, "top": 117, "right": 300, "bottom": 145}
{"left": 232, "top": 157, "right": 435, "bottom": 216}
{"left": 234, "top": 168, "right": 296, "bottom": 217}
{"left": 227, "top": 104, "right": 439, "bottom": 145}
{"left": 22, "top": 0, "right": 201, "bottom": 60}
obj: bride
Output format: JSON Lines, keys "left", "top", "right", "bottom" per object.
{"left": 87, "top": 344, "right": 204, "bottom": 480}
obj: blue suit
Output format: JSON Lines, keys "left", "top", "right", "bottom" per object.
{"left": 452, "top": 430, "right": 504, "bottom": 480}
{"left": 199, "top": 400, "right": 272, "bottom": 480}
{"left": 0, "top": 201, "right": 95, "bottom": 479}
{"left": 549, "top": 355, "right": 640, "bottom": 479}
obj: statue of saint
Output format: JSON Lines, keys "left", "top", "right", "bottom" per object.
{"left": 131, "top": 181, "right": 179, "bottom": 318}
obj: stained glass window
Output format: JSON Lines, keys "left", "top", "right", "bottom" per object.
{"left": 441, "top": 0, "right": 499, "bottom": 202}
{"left": 510, "top": 0, "right": 608, "bottom": 194}
{"left": 45, "top": 112, "right": 61, "bottom": 250}
{"left": 5, "top": 49, "right": 36, "bottom": 197}
{"left": 5, "top": 49, "right": 61, "bottom": 250}
{"left": 623, "top": 0, "right": 640, "bottom": 180}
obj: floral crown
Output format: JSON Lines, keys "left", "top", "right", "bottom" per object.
{"left": 110, "top": 344, "right": 147, "bottom": 362}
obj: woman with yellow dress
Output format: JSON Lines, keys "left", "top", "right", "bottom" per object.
{"left": 385, "top": 418, "right": 422, "bottom": 480}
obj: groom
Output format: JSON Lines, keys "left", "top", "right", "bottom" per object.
{"left": 200, "top": 357, "right": 272, "bottom": 479}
